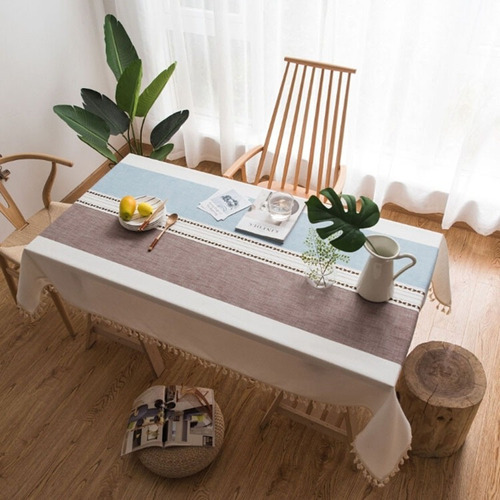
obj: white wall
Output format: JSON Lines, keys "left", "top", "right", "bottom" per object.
{"left": 0, "top": 1, "right": 115, "bottom": 241}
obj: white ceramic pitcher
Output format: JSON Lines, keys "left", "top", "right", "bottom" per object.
{"left": 357, "top": 235, "right": 417, "bottom": 303}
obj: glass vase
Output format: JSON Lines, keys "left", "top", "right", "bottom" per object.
{"left": 306, "top": 261, "right": 336, "bottom": 289}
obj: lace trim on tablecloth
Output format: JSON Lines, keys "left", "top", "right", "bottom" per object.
{"left": 351, "top": 443, "right": 411, "bottom": 487}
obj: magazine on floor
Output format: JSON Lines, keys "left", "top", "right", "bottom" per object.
{"left": 235, "top": 191, "right": 304, "bottom": 242}
{"left": 121, "top": 385, "right": 215, "bottom": 455}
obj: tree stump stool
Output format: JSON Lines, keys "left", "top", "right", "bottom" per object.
{"left": 396, "top": 341, "right": 486, "bottom": 458}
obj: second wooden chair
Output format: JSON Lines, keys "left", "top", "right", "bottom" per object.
{"left": 223, "top": 56, "right": 356, "bottom": 197}
{"left": 0, "top": 153, "right": 76, "bottom": 337}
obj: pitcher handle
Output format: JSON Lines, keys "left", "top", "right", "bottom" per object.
{"left": 393, "top": 253, "right": 417, "bottom": 281}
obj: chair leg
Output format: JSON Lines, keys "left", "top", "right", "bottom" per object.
{"left": 260, "top": 392, "right": 355, "bottom": 445}
{"left": 334, "top": 408, "right": 354, "bottom": 443}
{"left": 140, "top": 339, "right": 165, "bottom": 378}
{"left": 86, "top": 313, "right": 97, "bottom": 349}
{"left": 1, "top": 258, "right": 77, "bottom": 338}
{"left": 0, "top": 258, "right": 18, "bottom": 301}
{"left": 344, "top": 407, "right": 354, "bottom": 443}
{"left": 86, "top": 314, "right": 165, "bottom": 378}
{"left": 260, "top": 391, "right": 285, "bottom": 430}
{"left": 47, "top": 288, "right": 77, "bottom": 338}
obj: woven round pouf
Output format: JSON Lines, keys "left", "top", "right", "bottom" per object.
{"left": 137, "top": 402, "right": 225, "bottom": 478}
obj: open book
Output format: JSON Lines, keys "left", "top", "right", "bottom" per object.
{"left": 121, "top": 385, "right": 215, "bottom": 455}
{"left": 235, "top": 191, "right": 304, "bottom": 243}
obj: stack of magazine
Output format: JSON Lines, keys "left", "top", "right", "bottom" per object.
{"left": 235, "top": 191, "right": 304, "bottom": 243}
{"left": 121, "top": 385, "right": 215, "bottom": 455}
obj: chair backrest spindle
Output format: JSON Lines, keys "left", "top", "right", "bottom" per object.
{"left": 317, "top": 68, "right": 335, "bottom": 196}
{"left": 325, "top": 73, "right": 342, "bottom": 191}
{"left": 255, "top": 61, "right": 291, "bottom": 185}
{"left": 266, "top": 62, "right": 298, "bottom": 190}
{"left": 307, "top": 67, "right": 324, "bottom": 196}
{"left": 333, "top": 72, "right": 352, "bottom": 188}
{"left": 301, "top": 67, "right": 316, "bottom": 193}
{"left": 282, "top": 64, "right": 306, "bottom": 191}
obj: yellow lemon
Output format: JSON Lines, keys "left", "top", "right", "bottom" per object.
{"left": 119, "top": 195, "right": 137, "bottom": 221}
{"left": 137, "top": 202, "right": 154, "bottom": 217}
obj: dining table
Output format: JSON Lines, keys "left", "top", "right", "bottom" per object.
{"left": 17, "top": 154, "right": 451, "bottom": 486}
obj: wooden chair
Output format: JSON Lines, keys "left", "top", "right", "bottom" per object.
{"left": 0, "top": 153, "right": 76, "bottom": 337}
{"left": 223, "top": 57, "right": 356, "bottom": 197}
{"left": 260, "top": 391, "right": 353, "bottom": 445}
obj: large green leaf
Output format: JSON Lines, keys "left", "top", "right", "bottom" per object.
{"left": 78, "top": 136, "right": 117, "bottom": 164}
{"left": 150, "top": 143, "right": 174, "bottom": 161}
{"left": 81, "top": 88, "right": 129, "bottom": 135}
{"left": 53, "top": 104, "right": 110, "bottom": 144}
{"left": 150, "top": 110, "right": 189, "bottom": 149}
{"left": 104, "top": 14, "right": 139, "bottom": 80}
{"left": 136, "top": 63, "right": 176, "bottom": 118}
{"left": 54, "top": 105, "right": 117, "bottom": 163}
{"left": 305, "top": 188, "right": 380, "bottom": 252}
{"left": 115, "top": 59, "right": 143, "bottom": 120}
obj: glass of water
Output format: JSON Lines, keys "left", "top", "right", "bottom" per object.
{"left": 268, "top": 192, "right": 294, "bottom": 221}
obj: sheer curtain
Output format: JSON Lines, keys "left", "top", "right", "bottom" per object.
{"left": 105, "top": 0, "right": 500, "bottom": 235}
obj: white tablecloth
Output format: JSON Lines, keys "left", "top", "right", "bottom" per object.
{"left": 17, "top": 154, "right": 451, "bottom": 485}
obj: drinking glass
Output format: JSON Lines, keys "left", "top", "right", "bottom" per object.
{"left": 268, "top": 192, "right": 294, "bottom": 221}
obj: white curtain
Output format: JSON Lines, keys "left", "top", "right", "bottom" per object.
{"left": 105, "top": 0, "right": 500, "bottom": 235}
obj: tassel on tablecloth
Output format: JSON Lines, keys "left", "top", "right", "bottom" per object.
{"left": 89, "top": 314, "right": 352, "bottom": 410}
{"left": 17, "top": 285, "right": 55, "bottom": 324}
{"left": 351, "top": 444, "right": 411, "bottom": 488}
{"left": 428, "top": 238, "right": 452, "bottom": 314}
{"left": 428, "top": 284, "right": 451, "bottom": 314}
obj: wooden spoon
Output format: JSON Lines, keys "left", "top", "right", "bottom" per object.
{"left": 147, "top": 213, "right": 178, "bottom": 252}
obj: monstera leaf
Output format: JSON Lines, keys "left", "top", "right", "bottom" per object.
{"left": 305, "top": 188, "right": 380, "bottom": 252}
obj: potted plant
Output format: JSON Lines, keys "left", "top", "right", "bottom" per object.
{"left": 54, "top": 15, "right": 189, "bottom": 164}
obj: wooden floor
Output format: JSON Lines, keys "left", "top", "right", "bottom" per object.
{"left": 1, "top": 162, "right": 499, "bottom": 499}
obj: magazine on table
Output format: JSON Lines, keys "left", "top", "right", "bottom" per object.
{"left": 121, "top": 385, "right": 215, "bottom": 455}
{"left": 235, "top": 191, "right": 304, "bottom": 242}
{"left": 198, "top": 188, "right": 251, "bottom": 220}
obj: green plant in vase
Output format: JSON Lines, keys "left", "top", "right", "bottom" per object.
{"left": 301, "top": 228, "right": 350, "bottom": 288}
{"left": 305, "top": 188, "right": 380, "bottom": 252}
{"left": 53, "top": 15, "right": 189, "bottom": 164}
{"left": 302, "top": 187, "right": 380, "bottom": 288}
